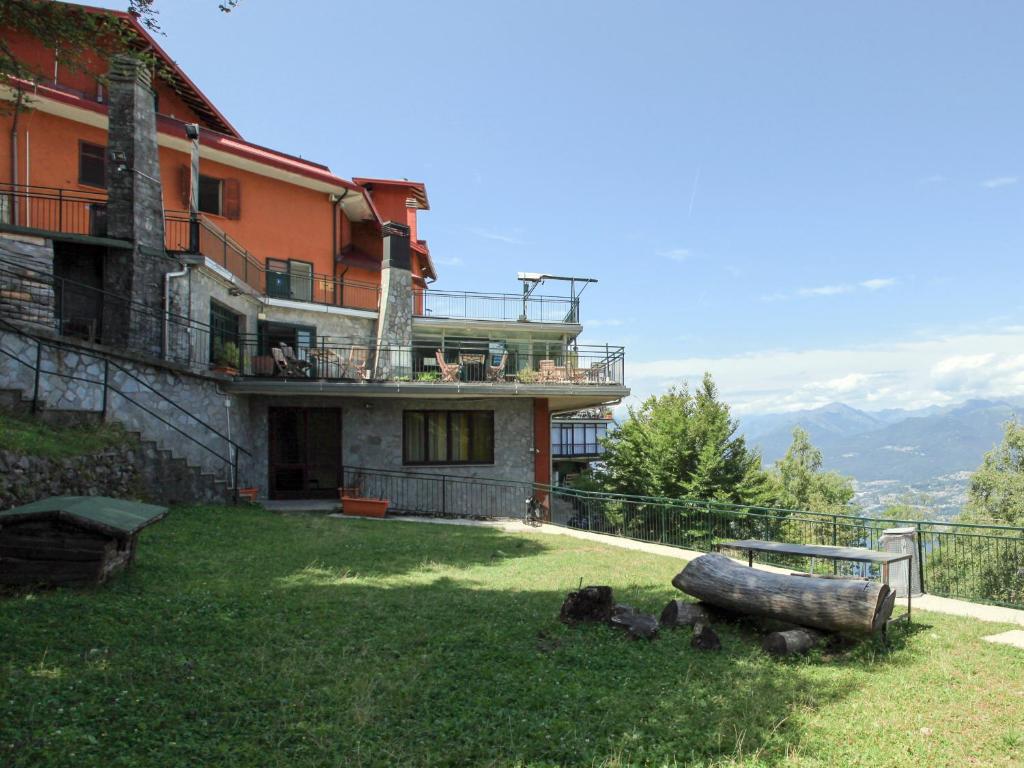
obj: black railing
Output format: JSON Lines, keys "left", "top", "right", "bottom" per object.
{"left": 340, "top": 466, "right": 1024, "bottom": 608}
{"left": 414, "top": 288, "right": 579, "bottom": 324}
{"left": 234, "top": 336, "right": 626, "bottom": 386}
{"left": 0, "top": 260, "right": 212, "bottom": 368}
{"left": 0, "top": 316, "right": 250, "bottom": 494}
{"left": 164, "top": 211, "right": 381, "bottom": 311}
{"left": 0, "top": 183, "right": 110, "bottom": 238}
{"left": 552, "top": 442, "right": 605, "bottom": 457}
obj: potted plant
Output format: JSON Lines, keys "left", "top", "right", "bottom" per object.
{"left": 211, "top": 339, "right": 240, "bottom": 376}
{"left": 338, "top": 485, "right": 389, "bottom": 518}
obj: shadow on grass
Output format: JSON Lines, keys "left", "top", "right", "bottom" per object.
{"left": 0, "top": 507, "right": 932, "bottom": 768}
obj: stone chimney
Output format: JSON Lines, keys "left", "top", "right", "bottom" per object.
{"left": 104, "top": 54, "right": 173, "bottom": 355}
{"left": 373, "top": 222, "right": 413, "bottom": 379}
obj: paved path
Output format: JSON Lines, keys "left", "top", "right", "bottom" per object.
{"left": 325, "top": 513, "right": 1024, "bottom": 627}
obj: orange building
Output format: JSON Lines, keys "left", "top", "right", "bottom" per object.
{"left": 0, "top": 2, "right": 627, "bottom": 503}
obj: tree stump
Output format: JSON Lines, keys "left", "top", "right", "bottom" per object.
{"left": 673, "top": 554, "right": 894, "bottom": 635}
{"left": 559, "top": 585, "right": 614, "bottom": 623}
{"left": 660, "top": 599, "right": 709, "bottom": 629}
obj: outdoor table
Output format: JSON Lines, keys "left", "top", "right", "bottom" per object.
{"left": 719, "top": 539, "right": 913, "bottom": 621}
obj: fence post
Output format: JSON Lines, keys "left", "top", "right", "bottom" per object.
{"left": 441, "top": 474, "right": 447, "bottom": 515}
{"left": 31, "top": 340, "right": 42, "bottom": 413}
{"left": 832, "top": 515, "right": 839, "bottom": 573}
{"left": 916, "top": 522, "right": 926, "bottom": 595}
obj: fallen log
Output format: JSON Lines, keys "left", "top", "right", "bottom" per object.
{"left": 659, "top": 599, "right": 708, "bottom": 629}
{"left": 762, "top": 628, "right": 824, "bottom": 656}
{"left": 672, "top": 553, "right": 894, "bottom": 635}
{"left": 610, "top": 610, "right": 659, "bottom": 640}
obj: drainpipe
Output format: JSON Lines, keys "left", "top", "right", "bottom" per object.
{"left": 164, "top": 264, "right": 189, "bottom": 360}
{"left": 330, "top": 190, "right": 348, "bottom": 305}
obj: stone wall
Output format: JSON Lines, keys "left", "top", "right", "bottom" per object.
{"left": 0, "top": 235, "right": 56, "bottom": 332}
{"left": 0, "top": 432, "right": 231, "bottom": 510}
{"left": 0, "top": 326, "right": 256, "bottom": 489}
{"left": 244, "top": 394, "right": 535, "bottom": 512}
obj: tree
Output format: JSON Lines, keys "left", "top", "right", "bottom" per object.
{"left": 964, "top": 419, "right": 1024, "bottom": 525}
{"left": 0, "top": 1, "right": 240, "bottom": 89}
{"left": 771, "top": 427, "right": 856, "bottom": 515}
{"left": 593, "top": 373, "right": 775, "bottom": 506}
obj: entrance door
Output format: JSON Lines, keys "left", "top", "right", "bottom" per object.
{"left": 268, "top": 407, "right": 341, "bottom": 499}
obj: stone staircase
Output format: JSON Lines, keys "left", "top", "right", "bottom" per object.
{"left": 0, "top": 381, "right": 234, "bottom": 507}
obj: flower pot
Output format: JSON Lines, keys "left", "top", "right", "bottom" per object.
{"left": 341, "top": 496, "right": 388, "bottom": 518}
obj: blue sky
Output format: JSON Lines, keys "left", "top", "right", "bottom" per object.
{"left": 93, "top": 1, "right": 1024, "bottom": 414}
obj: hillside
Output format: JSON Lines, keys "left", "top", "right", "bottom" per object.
{"left": 742, "top": 398, "right": 1023, "bottom": 518}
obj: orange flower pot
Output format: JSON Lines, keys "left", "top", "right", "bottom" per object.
{"left": 341, "top": 496, "right": 388, "bottom": 518}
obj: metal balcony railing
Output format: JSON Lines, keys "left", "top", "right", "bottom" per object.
{"left": 414, "top": 289, "right": 580, "bottom": 324}
{"left": 163, "top": 211, "right": 381, "bottom": 312}
{"left": 0, "top": 183, "right": 110, "bottom": 238}
{"left": 234, "top": 337, "right": 625, "bottom": 386}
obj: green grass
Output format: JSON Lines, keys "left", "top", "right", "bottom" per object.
{"left": 0, "top": 409, "right": 128, "bottom": 459}
{"left": 1, "top": 508, "right": 1023, "bottom": 767}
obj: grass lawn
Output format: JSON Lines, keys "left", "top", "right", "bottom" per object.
{"left": 0, "top": 410, "right": 128, "bottom": 459}
{"left": 1, "top": 507, "right": 1023, "bottom": 767}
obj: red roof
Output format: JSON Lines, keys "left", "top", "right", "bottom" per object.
{"left": 76, "top": 3, "right": 241, "bottom": 138}
{"left": 353, "top": 177, "right": 430, "bottom": 210}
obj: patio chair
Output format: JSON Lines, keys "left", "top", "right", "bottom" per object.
{"left": 435, "top": 349, "right": 462, "bottom": 382}
{"left": 487, "top": 352, "right": 508, "bottom": 382}
{"left": 280, "top": 344, "right": 312, "bottom": 375}
{"left": 539, "top": 359, "right": 567, "bottom": 383}
{"left": 271, "top": 347, "right": 307, "bottom": 377}
{"left": 347, "top": 346, "right": 371, "bottom": 380}
{"left": 308, "top": 348, "right": 343, "bottom": 379}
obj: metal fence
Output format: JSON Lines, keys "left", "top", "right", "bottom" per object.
{"left": 340, "top": 466, "right": 1024, "bottom": 608}
{"left": 0, "top": 183, "right": 109, "bottom": 238}
{"left": 415, "top": 289, "right": 579, "bottom": 323}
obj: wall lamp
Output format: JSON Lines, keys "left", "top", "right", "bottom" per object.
{"left": 184, "top": 123, "right": 200, "bottom": 141}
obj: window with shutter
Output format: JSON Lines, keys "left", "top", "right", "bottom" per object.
{"left": 198, "top": 175, "right": 223, "bottom": 216}
{"left": 223, "top": 178, "right": 241, "bottom": 219}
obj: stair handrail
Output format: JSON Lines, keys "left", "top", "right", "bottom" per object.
{"left": 0, "top": 317, "right": 249, "bottom": 492}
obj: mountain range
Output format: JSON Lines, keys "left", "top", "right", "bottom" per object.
{"left": 740, "top": 398, "right": 1024, "bottom": 518}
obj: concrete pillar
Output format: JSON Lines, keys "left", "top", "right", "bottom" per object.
{"left": 373, "top": 221, "right": 412, "bottom": 379}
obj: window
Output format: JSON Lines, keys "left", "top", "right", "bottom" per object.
{"left": 209, "top": 301, "right": 242, "bottom": 365}
{"left": 403, "top": 410, "right": 494, "bottom": 465}
{"left": 198, "top": 174, "right": 223, "bottom": 216}
{"left": 266, "top": 259, "right": 314, "bottom": 302}
{"left": 79, "top": 142, "right": 106, "bottom": 188}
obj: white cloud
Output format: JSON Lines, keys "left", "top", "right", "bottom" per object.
{"left": 981, "top": 176, "right": 1019, "bottom": 189}
{"left": 659, "top": 248, "right": 691, "bottom": 262}
{"left": 798, "top": 284, "right": 853, "bottom": 297}
{"left": 860, "top": 277, "right": 897, "bottom": 291}
{"left": 624, "top": 326, "right": 1024, "bottom": 416}
{"left": 772, "top": 277, "right": 897, "bottom": 301}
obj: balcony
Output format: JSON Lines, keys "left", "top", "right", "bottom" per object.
{"left": 0, "top": 184, "right": 112, "bottom": 241}
{"left": 414, "top": 289, "right": 579, "bottom": 324}
{"left": 232, "top": 336, "right": 625, "bottom": 388}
